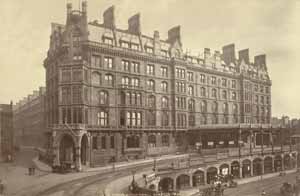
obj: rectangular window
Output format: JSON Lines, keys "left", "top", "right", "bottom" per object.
{"left": 110, "top": 136, "right": 115, "bottom": 149}
{"left": 211, "top": 76, "right": 217, "bottom": 85}
{"left": 72, "top": 86, "right": 82, "bottom": 103}
{"left": 61, "top": 87, "right": 71, "bottom": 104}
{"left": 121, "top": 41, "right": 130, "bottom": 48}
{"left": 73, "top": 69, "right": 82, "bottom": 82}
{"left": 104, "top": 57, "right": 113, "bottom": 69}
{"left": 145, "top": 47, "right": 153, "bottom": 53}
{"left": 132, "top": 62, "right": 140, "bottom": 73}
{"left": 92, "top": 137, "right": 98, "bottom": 150}
{"left": 97, "top": 111, "right": 108, "bottom": 126}
{"left": 131, "top": 43, "right": 139, "bottom": 50}
{"left": 147, "top": 64, "right": 155, "bottom": 75}
{"left": 232, "top": 80, "right": 236, "bottom": 88}
{"left": 187, "top": 72, "right": 194, "bottom": 82}
{"left": 200, "top": 74, "right": 206, "bottom": 83}
{"left": 122, "top": 60, "right": 130, "bottom": 72}
{"left": 91, "top": 55, "right": 101, "bottom": 67}
{"left": 101, "top": 136, "right": 106, "bottom": 149}
{"left": 104, "top": 38, "right": 113, "bottom": 45}
{"left": 221, "top": 78, "right": 227, "bottom": 87}
{"left": 61, "top": 70, "right": 71, "bottom": 83}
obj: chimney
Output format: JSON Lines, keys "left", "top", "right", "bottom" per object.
{"left": 254, "top": 54, "right": 266, "bottom": 68}
{"left": 67, "top": 3, "right": 72, "bottom": 16}
{"left": 204, "top": 48, "right": 210, "bottom": 59}
{"left": 103, "top": 6, "right": 116, "bottom": 29}
{"left": 238, "top": 49, "right": 249, "bottom": 64}
{"left": 154, "top": 30, "right": 160, "bottom": 40}
{"left": 167, "top": 26, "right": 181, "bottom": 46}
{"left": 222, "top": 44, "right": 235, "bottom": 65}
{"left": 128, "top": 13, "right": 141, "bottom": 35}
{"left": 82, "top": 1, "right": 87, "bottom": 15}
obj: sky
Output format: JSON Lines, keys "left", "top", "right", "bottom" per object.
{"left": 0, "top": 0, "right": 299, "bottom": 118}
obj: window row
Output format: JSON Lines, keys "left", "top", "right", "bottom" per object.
{"left": 91, "top": 72, "right": 114, "bottom": 86}
{"left": 92, "top": 135, "right": 115, "bottom": 150}
{"left": 91, "top": 56, "right": 113, "bottom": 69}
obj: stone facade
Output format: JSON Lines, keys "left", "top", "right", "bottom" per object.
{"left": 44, "top": 2, "right": 272, "bottom": 170}
{"left": 0, "top": 103, "right": 13, "bottom": 161}
{"left": 13, "top": 87, "right": 48, "bottom": 149}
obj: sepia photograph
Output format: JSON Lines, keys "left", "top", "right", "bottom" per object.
{"left": 0, "top": 0, "right": 300, "bottom": 195}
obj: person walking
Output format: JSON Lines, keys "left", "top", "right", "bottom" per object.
{"left": 261, "top": 190, "right": 266, "bottom": 196}
{"left": 0, "top": 179, "right": 5, "bottom": 196}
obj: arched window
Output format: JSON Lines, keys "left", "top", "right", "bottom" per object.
{"left": 211, "top": 114, "right": 218, "bottom": 124}
{"left": 161, "top": 112, "right": 169, "bottom": 127}
{"left": 200, "top": 87, "right": 206, "bottom": 97}
{"left": 97, "top": 110, "right": 108, "bottom": 126}
{"left": 99, "top": 91, "right": 108, "bottom": 105}
{"left": 232, "top": 92, "right": 237, "bottom": 100}
{"left": 161, "top": 97, "right": 169, "bottom": 109}
{"left": 223, "top": 103, "right": 228, "bottom": 114}
{"left": 131, "top": 78, "right": 140, "bottom": 87}
{"left": 105, "top": 73, "right": 114, "bottom": 86}
{"left": 91, "top": 72, "right": 101, "bottom": 86}
{"left": 147, "top": 80, "right": 155, "bottom": 91}
{"left": 147, "top": 111, "right": 156, "bottom": 126}
{"left": 233, "top": 104, "right": 238, "bottom": 114}
{"left": 188, "top": 99, "right": 195, "bottom": 111}
{"left": 162, "top": 135, "right": 170, "bottom": 146}
{"left": 222, "top": 90, "right": 227, "bottom": 99}
{"left": 212, "top": 88, "right": 217, "bottom": 98}
{"left": 147, "top": 95, "right": 156, "bottom": 108}
{"left": 188, "top": 114, "right": 195, "bottom": 127}
{"left": 148, "top": 135, "right": 156, "bottom": 147}
{"left": 188, "top": 85, "right": 194, "bottom": 96}
{"left": 200, "top": 100, "right": 207, "bottom": 113}
{"left": 200, "top": 115, "right": 207, "bottom": 124}
{"left": 161, "top": 81, "right": 168, "bottom": 92}
{"left": 212, "top": 101, "right": 218, "bottom": 113}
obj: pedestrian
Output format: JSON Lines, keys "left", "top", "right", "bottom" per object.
{"left": 0, "top": 179, "right": 5, "bottom": 196}
{"left": 261, "top": 190, "right": 266, "bottom": 196}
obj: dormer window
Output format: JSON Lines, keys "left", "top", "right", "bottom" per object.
{"left": 104, "top": 38, "right": 113, "bottom": 45}
{"left": 145, "top": 47, "right": 154, "bottom": 54}
{"left": 131, "top": 43, "right": 139, "bottom": 50}
{"left": 121, "top": 41, "right": 130, "bottom": 48}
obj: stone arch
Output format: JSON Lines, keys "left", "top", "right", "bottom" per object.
{"left": 231, "top": 161, "right": 240, "bottom": 178}
{"left": 80, "top": 134, "right": 89, "bottom": 165}
{"left": 159, "top": 177, "right": 174, "bottom": 192}
{"left": 192, "top": 170, "right": 205, "bottom": 187}
{"left": 264, "top": 156, "right": 273, "bottom": 174}
{"left": 58, "top": 134, "right": 76, "bottom": 166}
{"left": 207, "top": 167, "right": 218, "bottom": 184}
{"left": 242, "top": 159, "right": 251, "bottom": 178}
{"left": 219, "top": 163, "right": 230, "bottom": 176}
{"left": 176, "top": 174, "right": 190, "bottom": 190}
{"left": 274, "top": 155, "right": 282, "bottom": 172}
{"left": 253, "top": 158, "right": 263, "bottom": 176}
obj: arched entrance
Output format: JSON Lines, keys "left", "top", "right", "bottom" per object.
{"left": 274, "top": 155, "right": 282, "bottom": 172}
{"left": 219, "top": 164, "right": 230, "bottom": 176}
{"left": 192, "top": 170, "right": 205, "bottom": 187}
{"left": 207, "top": 167, "right": 218, "bottom": 184}
{"left": 231, "top": 161, "right": 240, "bottom": 178}
{"left": 59, "top": 134, "right": 75, "bottom": 165}
{"left": 176, "top": 174, "right": 190, "bottom": 190}
{"left": 264, "top": 157, "right": 273, "bottom": 174}
{"left": 242, "top": 159, "right": 251, "bottom": 178}
{"left": 253, "top": 158, "right": 263, "bottom": 176}
{"left": 81, "top": 134, "right": 89, "bottom": 165}
{"left": 159, "top": 177, "right": 174, "bottom": 192}
{"left": 284, "top": 154, "right": 291, "bottom": 170}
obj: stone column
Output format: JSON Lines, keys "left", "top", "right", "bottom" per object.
{"left": 250, "top": 161, "right": 254, "bottom": 176}
{"left": 189, "top": 174, "right": 193, "bottom": 187}
{"left": 250, "top": 130, "right": 253, "bottom": 156}
{"left": 75, "top": 145, "right": 82, "bottom": 171}
{"left": 204, "top": 171, "right": 207, "bottom": 185}
{"left": 173, "top": 177, "right": 177, "bottom": 190}
{"left": 261, "top": 159, "right": 265, "bottom": 175}
{"left": 281, "top": 154, "right": 284, "bottom": 171}
{"left": 239, "top": 162, "right": 243, "bottom": 178}
{"left": 272, "top": 157, "right": 275, "bottom": 172}
{"left": 270, "top": 131, "right": 274, "bottom": 154}
{"left": 53, "top": 145, "right": 60, "bottom": 166}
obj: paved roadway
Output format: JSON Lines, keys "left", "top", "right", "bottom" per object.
{"left": 224, "top": 172, "right": 299, "bottom": 196}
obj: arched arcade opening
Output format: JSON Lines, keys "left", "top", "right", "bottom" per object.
{"left": 59, "top": 134, "right": 76, "bottom": 166}
{"left": 231, "top": 161, "right": 240, "bottom": 178}
{"left": 253, "top": 158, "right": 263, "bottom": 176}
{"left": 159, "top": 177, "right": 174, "bottom": 192}
{"left": 192, "top": 170, "right": 205, "bottom": 187}
{"left": 264, "top": 156, "right": 273, "bottom": 174}
{"left": 207, "top": 167, "right": 218, "bottom": 184}
{"left": 176, "top": 174, "right": 190, "bottom": 190}
{"left": 242, "top": 159, "right": 251, "bottom": 178}
{"left": 81, "top": 134, "right": 89, "bottom": 165}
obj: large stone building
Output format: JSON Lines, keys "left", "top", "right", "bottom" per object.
{"left": 0, "top": 103, "right": 13, "bottom": 161}
{"left": 44, "top": 2, "right": 275, "bottom": 170}
{"left": 13, "top": 87, "right": 48, "bottom": 149}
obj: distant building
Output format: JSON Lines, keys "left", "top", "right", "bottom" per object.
{"left": 0, "top": 102, "right": 13, "bottom": 160}
{"left": 44, "top": 2, "right": 273, "bottom": 170}
{"left": 13, "top": 87, "right": 49, "bottom": 149}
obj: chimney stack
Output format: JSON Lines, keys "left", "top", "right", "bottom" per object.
{"left": 238, "top": 49, "right": 249, "bottom": 64}
{"left": 128, "top": 13, "right": 141, "bottom": 35}
{"left": 67, "top": 3, "right": 72, "bottom": 15}
{"left": 222, "top": 44, "right": 236, "bottom": 65}
{"left": 254, "top": 54, "right": 266, "bottom": 68}
{"left": 204, "top": 48, "right": 211, "bottom": 59}
{"left": 167, "top": 26, "right": 181, "bottom": 46}
{"left": 103, "top": 6, "right": 116, "bottom": 29}
{"left": 82, "top": 1, "right": 87, "bottom": 15}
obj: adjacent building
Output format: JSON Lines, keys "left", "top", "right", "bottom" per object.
{"left": 0, "top": 103, "right": 13, "bottom": 161}
{"left": 44, "top": 2, "right": 276, "bottom": 170}
{"left": 13, "top": 87, "right": 49, "bottom": 149}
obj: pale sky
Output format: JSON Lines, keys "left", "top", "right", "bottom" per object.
{"left": 0, "top": 0, "right": 299, "bottom": 118}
